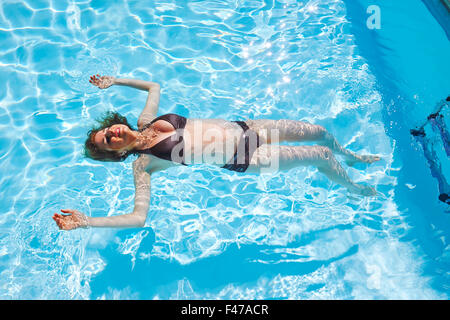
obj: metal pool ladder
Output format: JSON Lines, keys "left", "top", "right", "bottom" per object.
{"left": 410, "top": 96, "right": 450, "bottom": 206}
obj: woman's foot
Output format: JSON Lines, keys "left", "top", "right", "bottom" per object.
{"left": 346, "top": 154, "right": 381, "bottom": 167}
{"left": 348, "top": 183, "right": 378, "bottom": 197}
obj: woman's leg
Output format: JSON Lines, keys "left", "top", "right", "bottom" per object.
{"left": 245, "top": 119, "right": 380, "bottom": 166}
{"left": 247, "top": 144, "right": 377, "bottom": 196}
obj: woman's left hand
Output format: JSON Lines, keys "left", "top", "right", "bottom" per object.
{"left": 89, "top": 74, "right": 115, "bottom": 89}
{"left": 52, "top": 209, "right": 89, "bottom": 230}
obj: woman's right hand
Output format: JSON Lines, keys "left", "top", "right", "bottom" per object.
{"left": 52, "top": 209, "right": 89, "bottom": 230}
{"left": 89, "top": 74, "right": 115, "bottom": 89}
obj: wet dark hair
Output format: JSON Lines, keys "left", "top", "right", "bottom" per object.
{"left": 84, "top": 111, "right": 137, "bottom": 162}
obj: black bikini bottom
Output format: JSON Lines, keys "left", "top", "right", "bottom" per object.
{"left": 222, "top": 121, "right": 261, "bottom": 172}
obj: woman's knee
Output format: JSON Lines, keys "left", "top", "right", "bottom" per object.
{"left": 295, "top": 122, "right": 328, "bottom": 141}
{"left": 314, "top": 125, "right": 329, "bottom": 140}
{"left": 315, "top": 145, "right": 331, "bottom": 153}
{"left": 316, "top": 146, "right": 333, "bottom": 162}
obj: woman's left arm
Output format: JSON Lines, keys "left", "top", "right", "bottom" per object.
{"left": 89, "top": 75, "right": 161, "bottom": 129}
{"left": 53, "top": 156, "right": 152, "bottom": 230}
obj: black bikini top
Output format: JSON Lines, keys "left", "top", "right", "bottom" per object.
{"left": 136, "top": 113, "right": 187, "bottom": 165}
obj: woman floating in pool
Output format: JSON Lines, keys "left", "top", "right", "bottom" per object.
{"left": 52, "top": 75, "right": 381, "bottom": 230}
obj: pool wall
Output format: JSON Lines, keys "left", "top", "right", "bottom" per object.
{"left": 344, "top": 0, "right": 450, "bottom": 294}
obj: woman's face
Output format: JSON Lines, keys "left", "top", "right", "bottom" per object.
{"left": 93, "top": 124, "right": 136, "bottom": 152}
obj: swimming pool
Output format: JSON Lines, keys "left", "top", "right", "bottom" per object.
{"left": 0, "top": 0, "right": 448, "bottom": 299}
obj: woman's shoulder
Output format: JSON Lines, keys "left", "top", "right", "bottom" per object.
{"left": 137, "top": 115, "right": 156, "bottom": 130}
{"left": 137, "top": 113, "right": 179, "bottom": 129}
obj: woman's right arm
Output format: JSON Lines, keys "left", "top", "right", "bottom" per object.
{"left": 89, "top": 75, "right": 160, "bottom": 129}
{"left": 53, "top": 156, "right": 152, "bottom": 230}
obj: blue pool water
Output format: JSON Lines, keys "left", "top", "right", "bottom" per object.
{"left": 0, "top": 0, "right": 449, "bottom": 299}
